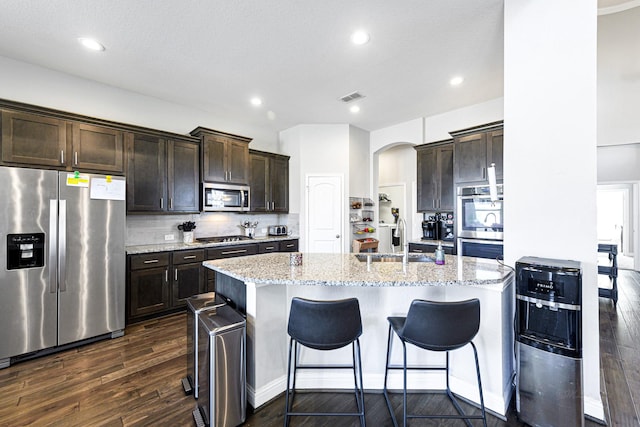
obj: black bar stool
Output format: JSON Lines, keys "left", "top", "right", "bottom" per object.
{"left": 383, "top": 298, "right": 486, "bottom": 427}
{"left": 284, "top": 297, "right": 366, "bottom": 427}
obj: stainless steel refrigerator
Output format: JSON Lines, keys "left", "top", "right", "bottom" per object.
{"left": 0, "top": 166, "right": 125, "bottom": 368}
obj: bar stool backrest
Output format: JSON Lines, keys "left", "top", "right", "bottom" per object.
{"left": 400, "top": 299, "right": 480, "bottom": 351}
{"left": 288, "top": 297, "right": 363, "bottom": 350}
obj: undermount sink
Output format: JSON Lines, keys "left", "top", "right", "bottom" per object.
{"left": 355, "top": 254, "right": 434, "bottom": 263}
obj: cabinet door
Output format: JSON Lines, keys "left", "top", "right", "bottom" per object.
{"left": 454, "top": 133, "right": 487, "bottom": 183}
{"left": 202, "top": 135, "right": 227, "bottom": 182}
{"left": 167, "top": 140, "right": 199, "bottom": 212}
{"left": 1, "top": 110, "right": 67, "bottom": 167}
{"left": 270, "top": 155, "right": 289, "bottom": 212}
{"left": 171, "top": 263, "right": 204, "bottom": 307}
{"left": 438, "top": 145, "right": 455, "bottom": 211}
{"left": 249, "top": 152, "right": 268, "bottom": 212}
{"left": 417, "top": 147, "right": 438, "bottom": 211}
{"left": 227, "top": 139, "right": 249, "bottom": 185}
{"left": 488, "top": 129, "right": 503, "bottom": 180}
{"left": 126, "top": 133, "right": 167, "bottom": 212}
{"left": 129, "top": 266, "right": 170, "bottom": 318}
{"left": 72, "top": 123, "right": 124, "bottom": 173}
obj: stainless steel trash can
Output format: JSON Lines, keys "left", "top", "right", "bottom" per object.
{"left": 183, "top": 292, "right": 227, "bottom": 398}
{"left": 193, "top": 305, "right": 246, "bottom": 427}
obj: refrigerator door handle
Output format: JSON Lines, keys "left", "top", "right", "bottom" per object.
{"left": 49, "top": 199, "right": 58, "bottom": 294}
{"left": 59, "top": 200, "right": 67, "bottom": 292}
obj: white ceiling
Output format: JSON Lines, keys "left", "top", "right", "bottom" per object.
{"left": 0, "top": 0, "right": 505, "bottom": 132}
{"left": 0, "top": 1, "right": 636, "bottom": 134}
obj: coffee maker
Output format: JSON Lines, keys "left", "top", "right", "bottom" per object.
{"left": 422, "top": 215, "right": 442, "bottom": 240}
{"left": 422, "top": 213, "right": 455, "bottom": 241}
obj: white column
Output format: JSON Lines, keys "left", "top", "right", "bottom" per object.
{"left": 504, "top": 0, "right": 602, "bottom": 421}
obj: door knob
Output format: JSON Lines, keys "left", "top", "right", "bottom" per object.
{"left": 336, "top": 234, "right": 340, "bottom": 238}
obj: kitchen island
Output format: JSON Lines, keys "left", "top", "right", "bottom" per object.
{"left": 204, "top": 252, "right": 515, "bottom": 418}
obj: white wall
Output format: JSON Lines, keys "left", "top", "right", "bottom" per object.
{"left": 349, "top": 125, "right": 371, "bottom": 198}
{"left": 597, "top": 6, "right": 640, "bottom": 146}
{"left": 424, "top": 98, "right": 503, "bottom": 142}
{"left": 0, "top": 55, "right": 280, "bottom": 151}
{"left": 280, "top": 124, "right": 350, "bottom": 252}
{"left": 505, "top": 0, "right": 601, "bottom": 422}
{"left": 598, "top": 144, "right": 640, "bottom": 182}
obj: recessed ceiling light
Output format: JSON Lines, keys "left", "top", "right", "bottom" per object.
{"left": 250, "top": 97, "right": 262, "bottom": 106}
{"left": 450, "top": 76, "right": 464, "bottom": 86}
{"left": 350, "top": 105, "right": 360, "bottom": 113}
{"left": 351, "top": 30, "right": 370, "bottom": 45}
{"left": 78, "top": 37, "right": 105, "bottom": 51}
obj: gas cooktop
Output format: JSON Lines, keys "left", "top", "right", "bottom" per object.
{"left": 196, "top": 235, "right": 252, "bottom": 243}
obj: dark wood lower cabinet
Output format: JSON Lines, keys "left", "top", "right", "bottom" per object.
{"left": 128, "top": 252, "right": 171, "bottom": 320}
{"left": 127, "top": 239, "right": 298, "bottom": 324}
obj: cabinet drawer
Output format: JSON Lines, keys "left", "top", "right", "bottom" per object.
{"left": 173, "top": 249, "right": 205, "bottom": 265}
{"left": 207, "top": 244, "right": 258, "bottom": 259}
{"left": 258, "top": 242, "right": 279, "bottom": 254}
{"left": 130, "top": 252, "right": 170, "bottom": 270}
{"left": 279, "top": 239, "right": 299, "bottom": 252}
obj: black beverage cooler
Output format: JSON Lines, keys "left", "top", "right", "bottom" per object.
{"left": 515, "top": 256, "right": 584, "bottom": 427}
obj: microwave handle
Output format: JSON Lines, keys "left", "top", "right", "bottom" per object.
{"left": 241, "top": 189, "right": 246, "bottom": 211}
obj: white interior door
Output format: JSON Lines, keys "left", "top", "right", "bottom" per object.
{"left": 306, "top": 174, "right": 343, "bottom": 253}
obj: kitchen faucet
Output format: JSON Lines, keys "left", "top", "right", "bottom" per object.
{"left": 484, "top": 212, "right": 497, "bottom": 224}
{"left": 394, "top": 217, "right": 408, "bottom": 265}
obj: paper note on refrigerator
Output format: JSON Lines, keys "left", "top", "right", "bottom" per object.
{"left": 90, "top": 177, "right": 126, "bottom": 200}
{"left": 66, "top": 173, "right": 90, "bottom": 187}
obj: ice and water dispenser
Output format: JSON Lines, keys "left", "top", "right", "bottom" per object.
{"left": 6, "top": 233, "right": 45, "bottom": 270}
{"left": 516, "top": 256, "right": 584, "bottom": 427}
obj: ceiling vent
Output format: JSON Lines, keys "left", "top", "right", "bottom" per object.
{"left": 339, "top": 91, "right": 365, "bottom": 103}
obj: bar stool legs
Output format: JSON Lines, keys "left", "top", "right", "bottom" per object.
{"left": 383, "top": 299, "right": 487, "bottom": 427}
{"left": 283, "top": 297, "right": 366, "bottom": 427}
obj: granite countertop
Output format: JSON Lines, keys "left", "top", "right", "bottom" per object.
{"left": 126, "top": 235, "right": 299, "bottom": 255}
{"left": 204, "top": 252, "right": 513, "bottom": 289}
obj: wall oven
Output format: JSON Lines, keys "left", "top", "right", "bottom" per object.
{"left": 202, "top": 183, "right": 250, "bottom": 212}
{"left": 457, "top": 184, "right": 504, "bottom": 240}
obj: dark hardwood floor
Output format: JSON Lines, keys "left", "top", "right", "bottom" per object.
{"left": 1, "top": 271, "right": 639, "bottom": 426}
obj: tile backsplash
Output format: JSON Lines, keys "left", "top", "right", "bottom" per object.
{"left": 125, "top": 212, "right": 299, "bottom": 246}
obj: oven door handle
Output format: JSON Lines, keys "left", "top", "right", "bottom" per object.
{"left": 458, "top": 238, "right": 504, "bottom": 245}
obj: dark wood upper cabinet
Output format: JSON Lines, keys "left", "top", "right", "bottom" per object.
{"left": 72, "top": 123, "right": 124, "bottom": 173}
{"left": 126, "top": 133, "right": 199, "bottom": 213}
{"left": 191, "top": 127, "right": 251, "bottom": 185}
{"left": 416, "top": 140, "right": 454, "bottom": 212}
{"left": 1, "top": 110, "right": 67, "bottom": 167}
{"left": 2, "top": 106, "right": 123, "bottom": 174}
{"left": 126, "top": 133, "right": 167, "bottom": 212}
{"left": 167, "top": 140, "right": 200, "bottom": 212}
{"left": 451, "top": 121, "right": 503, "bottom": 185}
{"left": 249, "top": 149, "right": 289, "bottom": 212}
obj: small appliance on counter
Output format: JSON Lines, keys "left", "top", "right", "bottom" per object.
{"left": 421, "top": 213, "right": 455, "bottom": 242}
{"left": 268, "top": 225, "right": 288, "bottom": 236}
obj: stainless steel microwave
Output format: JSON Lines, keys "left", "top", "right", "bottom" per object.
{"left": 202, "top": 183, "right": 250, "bottom": 212}
{"left": 457, "top": 184, "right": 504, "bottom": 240}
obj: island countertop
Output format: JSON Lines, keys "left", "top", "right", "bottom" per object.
{"left": 203, "top": 252, "right": 513, "bottom": 289}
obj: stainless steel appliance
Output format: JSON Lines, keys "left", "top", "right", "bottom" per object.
{"left": 516, "top": 257, "right": 583, "bottom": 427}
{"left": 0, "top": 166, "right": 125, "bottom": 368}
{"left": 458, "top": 238, "right": 504, "bottom": 260}
{"left": 202, "top": 183, "right": 250, "bottom": 212}
{"left": 268, "top": 225, "right": 288, "bottom": 236}
{"left": 457, "top": 184, "right": 504, "bottom": 240}
{"left": 194, "top": 305, "right": 246, "bottom": 427}
{"left": 183, "top": 292, "right": 227, "bottom": 399}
